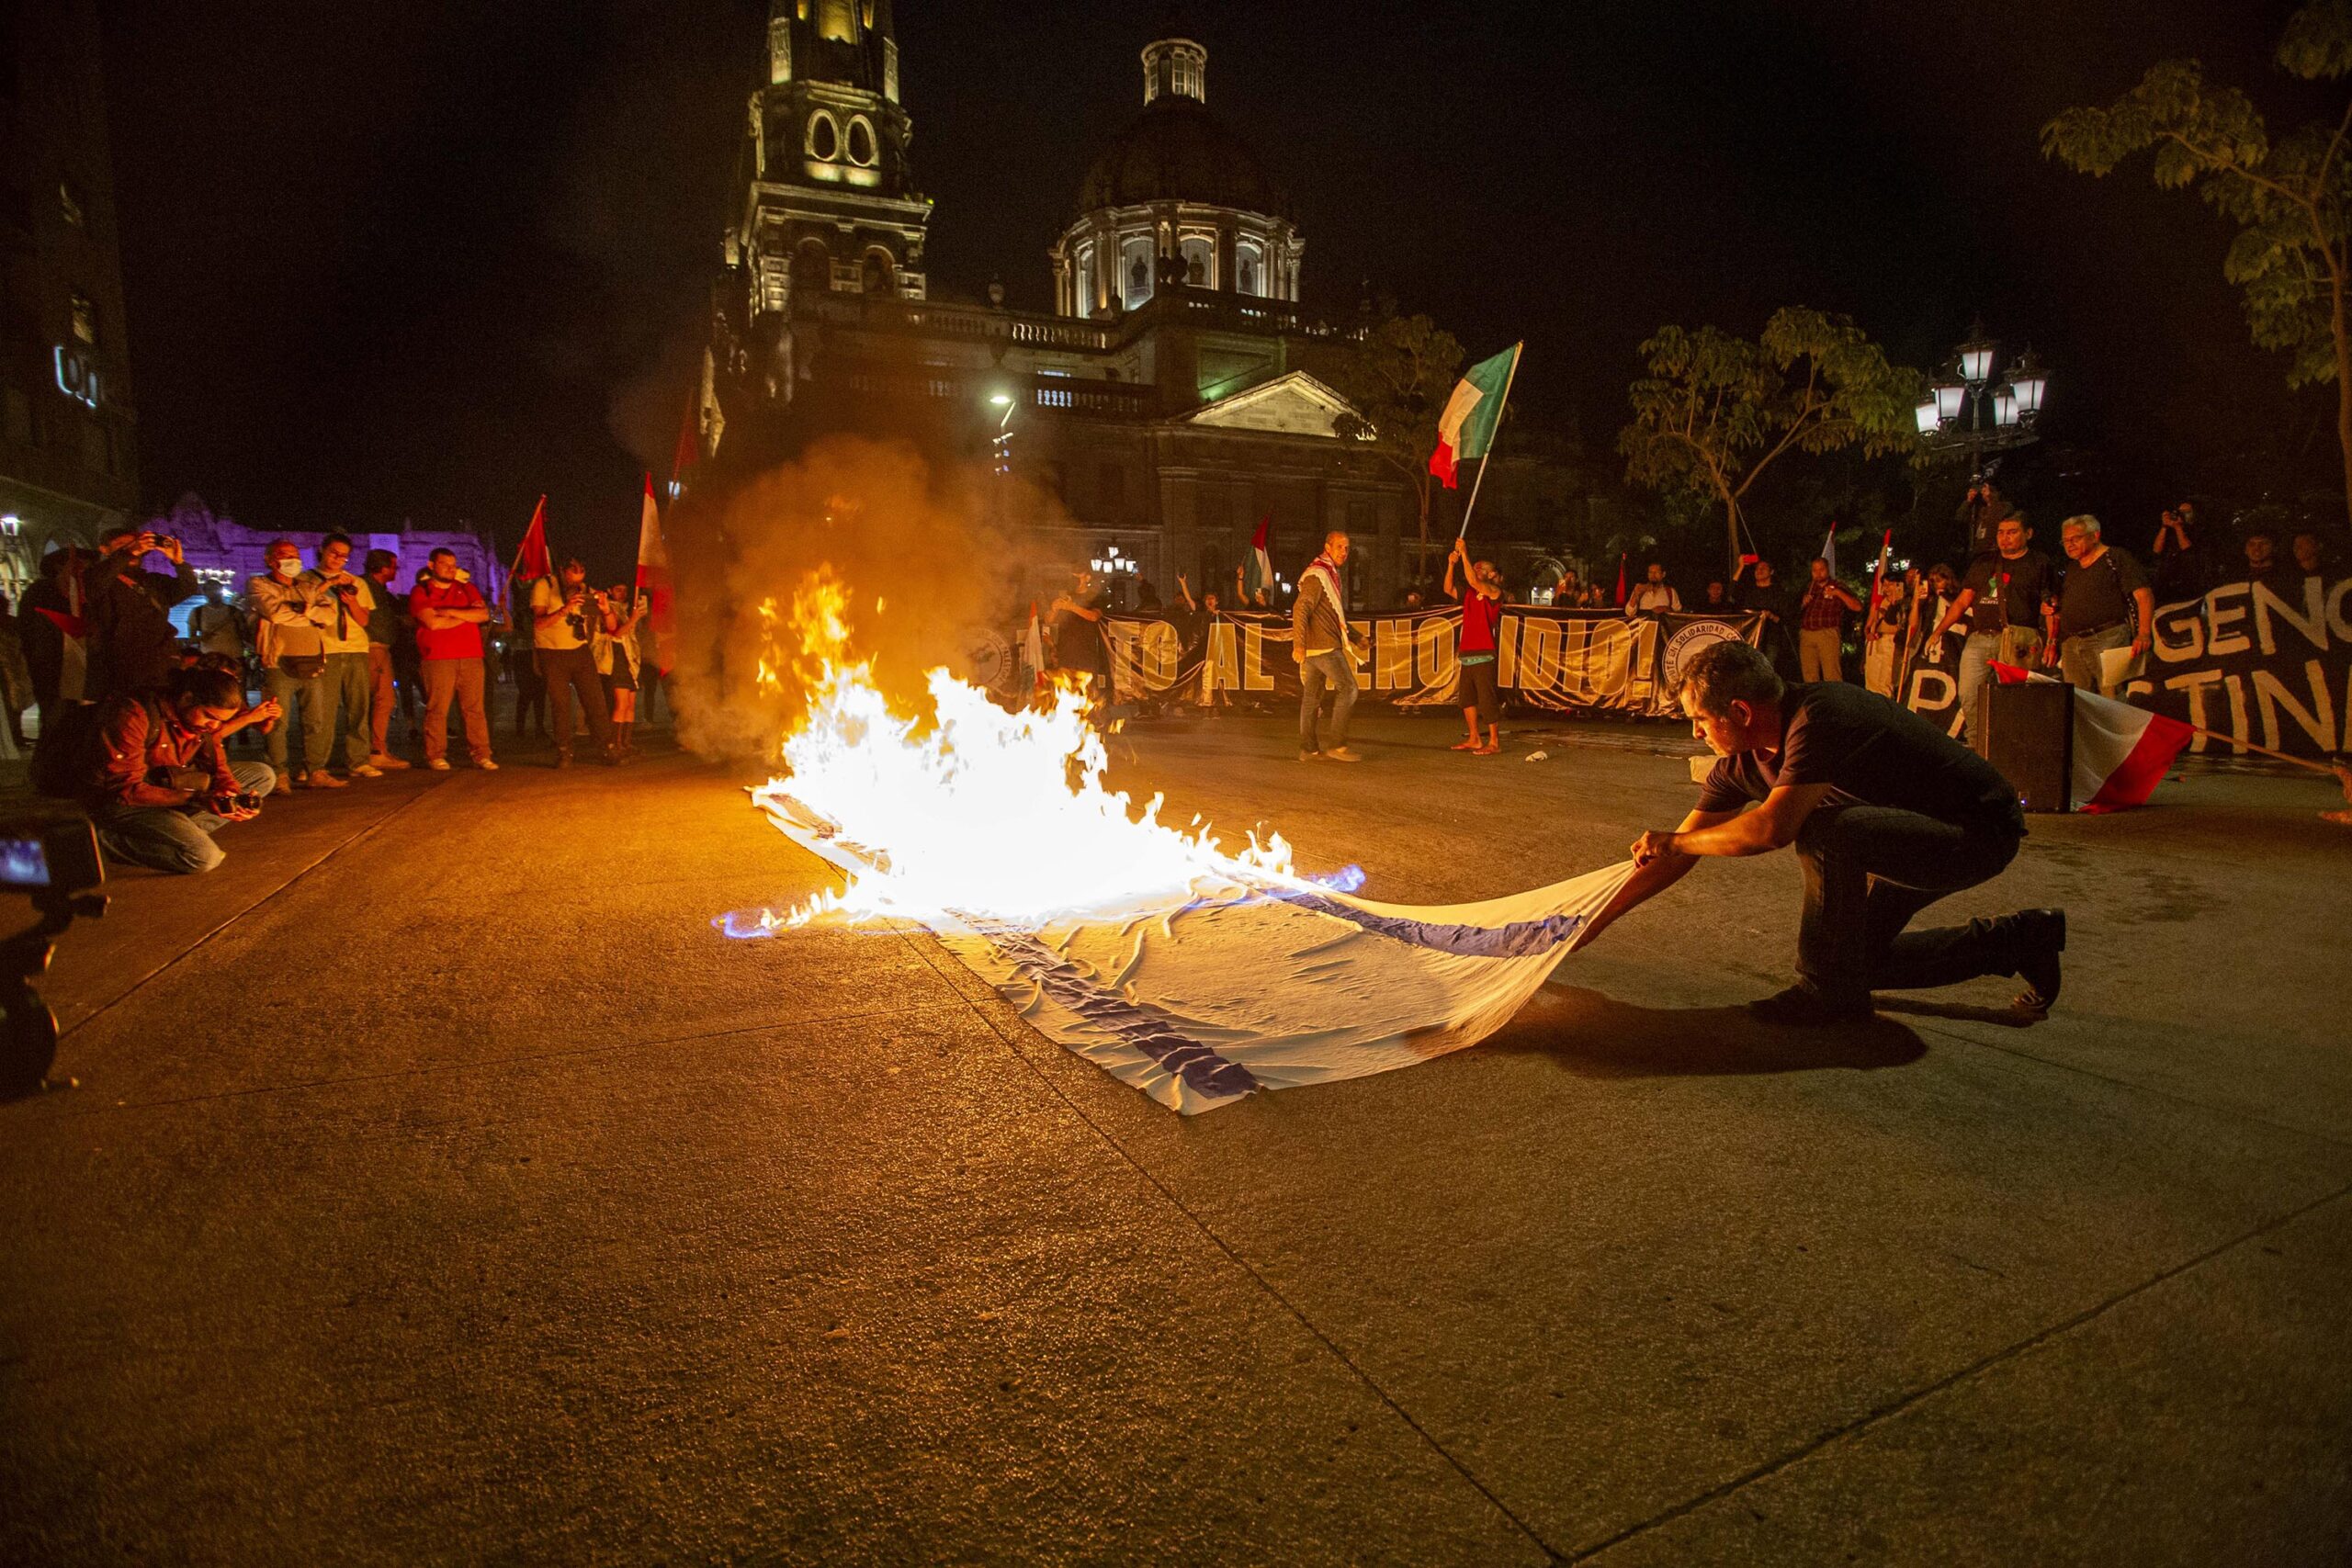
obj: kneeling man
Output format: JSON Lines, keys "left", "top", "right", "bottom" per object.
{"left": 82, "top": 666, "right": 281, "bottom": 874}
{"left": 1588, "top": 640, "right": 2063, "bottom": 1024}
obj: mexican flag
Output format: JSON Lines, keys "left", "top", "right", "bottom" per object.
{"left": 1428, "top": 344, "right": 1521, "bottom": 489}
{"left": 1244, "top": 513, "right": 1272, "bottom": 599}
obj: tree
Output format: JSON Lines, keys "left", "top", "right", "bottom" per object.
{"left": 1307, "top": 310, "right": 1463, "bottom": 577}
{"left": 1616, "top": 309, "right": 1922, "bottom": 577}
{"left": 2042, "top": 0, "right": 2352, "bottom": 530}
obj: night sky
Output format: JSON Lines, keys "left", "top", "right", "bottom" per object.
{"left": 100, "top": 0, "right": 2310, "bottom": 571}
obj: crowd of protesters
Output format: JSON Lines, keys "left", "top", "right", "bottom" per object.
{"left": 4, "top": 529, "right": 662, "bottom": 876}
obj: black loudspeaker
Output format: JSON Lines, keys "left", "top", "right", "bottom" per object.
{"left": 1972, "top": 680, "right": 2074, "bottom": 813}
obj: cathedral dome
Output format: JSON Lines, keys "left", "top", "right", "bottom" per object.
{"left": 1076, "top": 94, "right": 1291, "bottom": 220}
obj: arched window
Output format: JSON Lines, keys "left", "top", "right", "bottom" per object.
{"left": 862, "top": 249, "right": 895, "bottom": 294}
{"left": 793, "top": 239, "right": 831, "bottom": 290}
{"left": 847, "top": 117, "right": 876, "bottom": 166}
{"left": 1237, "top": 239, "right": 1263, "bottom": 298}
{"left": 1180, "top": 236, "right": 1213, "bottom": 288}
{"left": 1074, "top": 242, "right": 1097, "bottom": 313}
{"left": 807, "top": 111, "right": 840, "bottom": 161}
{"left": 1121, "top": 237, "right": 1154, "bottom": 310}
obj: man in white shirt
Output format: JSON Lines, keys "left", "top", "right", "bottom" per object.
{"left": 1624, "top": 562, "right": 1682, "bottom": 617}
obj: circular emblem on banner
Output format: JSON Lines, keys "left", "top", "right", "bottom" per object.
{"left": 956, "top": 627, "right": 1018, "bottom": 695}
{"left": 1663, "top": 618, "right": 1744, "bottom": 696}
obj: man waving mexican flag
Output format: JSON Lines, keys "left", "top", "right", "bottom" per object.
{"left": 1428, "top": 344, "right": 1521, "bottom": 490}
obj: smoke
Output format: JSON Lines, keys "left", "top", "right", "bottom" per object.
{"left": 663, "top": 434, "right": 1062, "bottom": 760}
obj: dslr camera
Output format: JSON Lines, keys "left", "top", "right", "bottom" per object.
{"left": 0, "top": 809, "right": 107, "bottom": 1097}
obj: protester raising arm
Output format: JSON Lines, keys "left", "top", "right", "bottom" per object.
{"left": 1176, "top": 574, "right": 1197, "bottom": 614}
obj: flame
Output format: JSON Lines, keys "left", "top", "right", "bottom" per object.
{"left": 749, "top": 567, "right": 1296, "bottom": 929}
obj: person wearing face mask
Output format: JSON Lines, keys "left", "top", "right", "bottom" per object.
{"left": 246, "top": 538, "right": 344, "bottom": 791}
{"left": 78, "top": 664, "right": 282, "bottom": 874}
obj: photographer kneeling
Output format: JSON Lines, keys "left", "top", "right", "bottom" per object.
{"left": 80, "top": 666, "right": 281, "bottom": 875}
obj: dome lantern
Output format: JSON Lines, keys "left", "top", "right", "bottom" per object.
{"left": 1142, "top": 37, "right": 1206, "bottom": 105}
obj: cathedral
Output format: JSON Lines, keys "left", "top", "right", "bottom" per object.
{"left": 707, "top": 2, "right": 1414, "bottom": 609}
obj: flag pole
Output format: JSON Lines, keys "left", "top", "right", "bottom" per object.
{"left": 508, "top": 494, "right": 545, "bottom": 582}
{"left": 1454, "top": 343, "right": 1523, "bottom": 541}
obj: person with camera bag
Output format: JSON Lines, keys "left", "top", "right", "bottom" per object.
{"left": 301, "top": 533, "right": 382, "bottom": 780}
{"left": 528, "top": 558, "right": 617, "bottom": 767}
{"left": 247, "top": 538, "right": 345, "bottom": 791}
{"left": 79, "top": 665, "right": 279, "bottom": 875}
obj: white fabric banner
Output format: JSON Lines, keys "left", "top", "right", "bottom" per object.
{"left": 759, "top": 793, "right": 1634, "bottom": 1114}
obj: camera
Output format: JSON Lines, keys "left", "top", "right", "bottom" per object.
{"left": 0, "top": 809, "right": 107, "bottom": 1098}
{"left": 0, "top": 811, "right": 105, "bottom": 896}
{"left": 228, "top": 792, "right": 263, "bottom": 813}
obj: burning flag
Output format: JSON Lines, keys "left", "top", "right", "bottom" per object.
{"left": 733, "top": 570, "right": 1637, "bottom": 1113}
{"left": 636, "top": 474, "right": 674, "bottom": 674}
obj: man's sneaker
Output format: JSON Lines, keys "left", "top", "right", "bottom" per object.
{"left": 1747, "top": 982, "right": 1872, "bottom": 1027}
{"left": 1298, "top": 750, "right": 1321, "bottom": 762}
{"left": 349, "top": 762, "right": 383, "bottom": 779}
{"left": 475, "top": 758, "right": 500, "bottom": 772}
{"left": 1322, "top": 746, "right": 1363, "bottom": 762}
{"left": 273, "top": 770, "right": 294, "bottom": 793}
{"left": 301, "top": 773, "right": 349, "bottom": 790}
{"left": 2011, "top": 908, "right": 2065, "bottom": 1015}
{"left": 367, "top": 754, "right": 412, "bottom": 771}
{"left": 553, "top": 754, "right": 572, "bottom": 770}
{"left": 425, "top": 758, "right": 452, "bottom": 772}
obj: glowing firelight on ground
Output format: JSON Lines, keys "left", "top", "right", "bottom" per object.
{"left": 741, "top": 568, "right": 1300, "bottom": 931}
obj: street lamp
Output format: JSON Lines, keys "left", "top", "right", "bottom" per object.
{"left": 1915, "top": 320, "right": 2052, "bottom": 479}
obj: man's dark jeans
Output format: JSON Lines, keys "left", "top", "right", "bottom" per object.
{"left": 539, "top": 645, "right": 614, "bottom": 759}
{"left": 1794, "top": 805, "right": 2027, "bottom": 1004}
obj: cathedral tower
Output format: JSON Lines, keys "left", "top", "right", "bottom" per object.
{"left": 728, "top": 0, "right": 932, "bottom": 404}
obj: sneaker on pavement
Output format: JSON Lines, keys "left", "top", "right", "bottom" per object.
{"left": 425, "top": 758, "right": 452, "bottom": 772}
{"left": 2011, "top": 908, "right": 2065, "bottom": 1014}
{"left": 350, "top": 763, "right": 384, "bottom": 778}
{"left": 475, "top": 758, "right": 500, "bottom": 772}
{"left": 1298, "top": 750, "right": 1321, "bottom": 762}
{"left": 1322, "top": 746, "right": 1363, "bottom": 762}
{"left": 553, "top": 753, "right": 572, "bottom": 770}
{"left": 367, "top": 754, "right": 412, "bottom": 771}
{"left": 301, "top": 773, "right": 349, "bottom": 789}
{"left": 274, "top": 770, "right": 294, "bottom": 793}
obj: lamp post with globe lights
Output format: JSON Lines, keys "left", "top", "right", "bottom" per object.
{"left": 1912, "top": 321, "right": 2051, "bottom": 481}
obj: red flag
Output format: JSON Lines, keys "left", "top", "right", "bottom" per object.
{"left": 512, "top": 496, "right": 552, "bottom": 583}
{"left": 1612, "top": 553, "right": 1627, "bottom": 606}
{"left": 1990, "top": 663, "right": 2192, "bottom": 811}
{"left": 635, "top": 474, "right": 675, "bottom": 674}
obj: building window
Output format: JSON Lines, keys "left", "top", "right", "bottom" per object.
{"left": 59, "top": 180, "right": 85, "bottom": 227}
{"left": 70, "top": 292, "right": 98, "bottom": 346}
{"left": 792, "top": 239, "right": 831, "bottom": 290}
{"left": 1236, "top": 241, "right": 1263, "bottom": 297}
{"left": 807, "top": 111, "right": 840, "bottom": 162}
{"left": 1121, "top": 238, "right": 1153, "bottom": 310}
{"left": 1180, "top": 236, "right": 1212, "bottom": 287}
{"left": 847, "top": 117, "right": 876, "bottom": 166}
{"left": 862, "top": 249, "right": 894, "bottom": 294}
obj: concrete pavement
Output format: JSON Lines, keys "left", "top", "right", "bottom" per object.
{"left": 1, "top": 714, "right": 2346, "bottom": 1563}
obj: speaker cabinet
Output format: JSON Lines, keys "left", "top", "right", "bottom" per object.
{"left": 1972, "top": 680, "right": 2074, "bottom": 813}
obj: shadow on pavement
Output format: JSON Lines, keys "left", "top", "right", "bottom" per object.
{"left": 1483, "top": 984, "right": 1928, "bottom": 1078}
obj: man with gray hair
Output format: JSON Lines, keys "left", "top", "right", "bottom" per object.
{"left": 1581, "top": 639, "right": 2064, "bottom": 1025}
{"left": 2049, "top": 514, "right": 2153, "bottom": 696}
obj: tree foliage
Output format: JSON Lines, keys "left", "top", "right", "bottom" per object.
{"left": 1307, "top": 309, "right": 1464, "bottom": 565}
{"left": 1616, "top": 308, "right": 1921, "bottom": 572}
{"left": 2042, "top": 0, "right": 2352, "bottom": 524}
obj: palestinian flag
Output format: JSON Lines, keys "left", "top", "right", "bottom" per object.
{"left": 1244, "top": 513, "right": 1272, "bottom": 599}
{"left": 1428, "top": 344, "right": 1521, "bottom": 489}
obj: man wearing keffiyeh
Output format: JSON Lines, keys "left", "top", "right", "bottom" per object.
{"left": 1291, "top": 531, "right": 1360, "bottom": 762}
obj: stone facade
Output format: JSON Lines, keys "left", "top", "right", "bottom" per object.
{"left": 710, "top": 8, "right": 1414, "bottom": 611}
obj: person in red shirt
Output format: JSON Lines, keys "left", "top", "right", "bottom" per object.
{"left": 406, "top": 548, "right": 498, "bottom": 772}
{"left": 81, "top": 665, "right": 281, "bottom": 874}
{"left": 1446, "top": 536, "right": 1506, "bottom": 754}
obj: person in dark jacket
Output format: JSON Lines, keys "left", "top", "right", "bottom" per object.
{"left": 84, "top": 525, "right": 199, "bottom": 703}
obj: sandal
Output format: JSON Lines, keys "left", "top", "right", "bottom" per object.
{"left": 1472, "top": 744, "right": 1500, "bottom": 756}
{"left": 1450, "top": 738, "right": 1481, "bottom": 751}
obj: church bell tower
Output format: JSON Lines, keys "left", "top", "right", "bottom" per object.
{"left": 727, "top": 0, "right": 933, "bottom": 406}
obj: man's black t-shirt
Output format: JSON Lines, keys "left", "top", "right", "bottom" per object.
{"left": 2055, "top": 546, "right": 2148, "bottom": 637}
{"left": 1052, "top": 598, "right": 1108, "bottom": 676}
{"left": 1697, "top": 682, "right": 2026, "bottom": 836}
{"left": 1960, "top": 550, "right": 2054, "bottom": 634}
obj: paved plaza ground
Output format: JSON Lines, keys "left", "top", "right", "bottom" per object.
{"left": 1, "top": 711, "right": 2346, "bottom": 1564}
